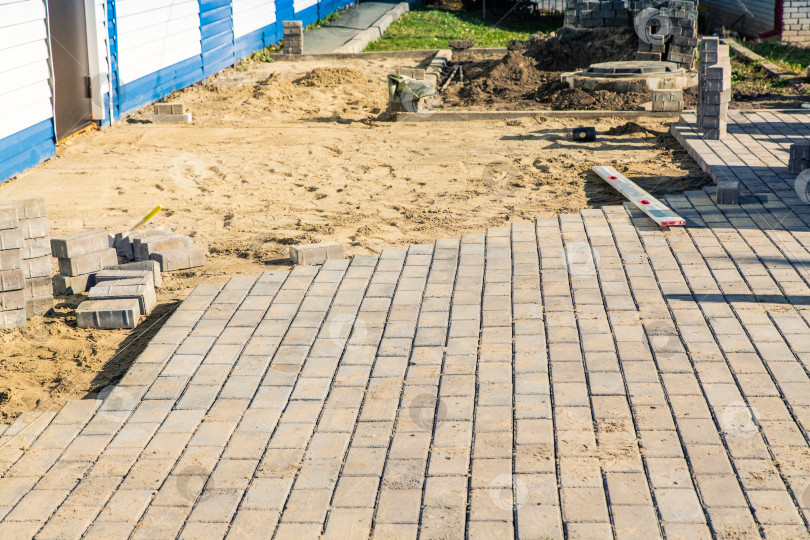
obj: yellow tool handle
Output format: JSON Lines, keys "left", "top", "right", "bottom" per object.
{"left": 127, "top": 204, "right": 163, "bottom": 233}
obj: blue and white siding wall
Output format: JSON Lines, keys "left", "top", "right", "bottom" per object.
{"left": 233, "top": 0, "right": 277, "bottom": 59}
{"left": 113, "top": 0, "right": 203, "bottom": 117}
{"left": 0, "top": 0, "right": 55, "bottom": 182}
{"left": 0, "top": 0, "right": 353, "bottom": 184}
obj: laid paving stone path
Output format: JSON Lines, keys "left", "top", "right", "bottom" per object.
{"left": 2, "top": 112, "right": 810, "bottom": 538}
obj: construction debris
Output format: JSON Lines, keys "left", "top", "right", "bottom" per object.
{"left": 716, "top": 180, "right": 740, "bottom": 205}
{"left": 290, "top": 242, "right": 345, "bottom": 265}
{"left": 789, "top": 143, "right": 810, "bottom": 174}
{"left": 573, "top": 126, "right": 596, "bottom": 141}
{"left": 152, "top": 102, "right": 191, "bottom": 123}
{"left": 592, "top": 165, "right": 685, "bottom": 226}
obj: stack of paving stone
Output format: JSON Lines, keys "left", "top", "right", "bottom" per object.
{"left": 0, "top": 205, "right": 25, "bottom": 328}
{"left": 51, "top": 230, "right": 117, "bottom": 295}
{"left": 650, "top": 88, "right": 684, "bottom": 111}
{"left": 283, "top": 21, "right": 303, "bottom": 54}
{"left": 697, "top": 37, "right": 731, "bottom": 140}
{"left": 128, "top": 229, "right": 206, "bottom": 272}
{"left": 565, "top": 0, "right": 629, "bottom": 28}
{"left": 633, "top": 0, "right": 699, "bottom": 69}
{"left": 788, "top": 144, "right": 810, "bottom": 174}
{"left": 1, "top": 198, "right": 53, "bottom": 317}
{"left": 77, "top": 266, "right": 158, "bottom": 329}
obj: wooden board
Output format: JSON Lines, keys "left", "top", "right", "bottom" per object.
{"left": 592, "top": 165, "right": 685, "bottom": 227}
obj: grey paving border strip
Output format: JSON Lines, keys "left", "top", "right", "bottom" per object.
{"left": 332, "top": 2, "right": 410, "bottom": 54}
{"left": 398, "top": 110, "right": 682, "bottom": 122}
{"left": 265, "top": 47, "right": 506, "bottom": 62}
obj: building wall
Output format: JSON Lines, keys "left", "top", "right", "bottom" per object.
{"left": 783, "top": 0, "right": 810, "bottom": 44}
{"left": 701, "top": 0, "right": 775, "bottom": 37}
{"left": 0, "top": 0, "right": 55, "bottom": 182}
{"left": 0, "top": 0, "right": 356, "bottom": 184}
{"left": 702, "top": 0, "right": 810, "bottom": 43}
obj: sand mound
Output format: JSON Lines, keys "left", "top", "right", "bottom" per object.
{"left": 295, "top": 67, "right": 375, "bottom": 87}
{"left": 252, "top": 73, "right": 297, "bottom": 103}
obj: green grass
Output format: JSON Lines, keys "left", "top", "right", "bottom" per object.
{"left": 744, "top": 41, "right": 810, "bottom": 74}
{"left": 364, "top": 8, "right": 562, "bottom": 52}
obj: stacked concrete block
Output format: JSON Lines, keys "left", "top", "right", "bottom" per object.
{"left": 1, "top": 198, "right": 53, "bottom": 316}
{"left": 0, "top": 206, "right": 25, "bottom": 328}
{"left": 650, "top": 89, "right": 684, "bottom": 111}
{"left": 132, "top": 229, "right": 206, "bottom": 272}
{"left": 632, "top": 1, "right": 698, "bottom": 69}
{"left": 283, "top": 21, "right": 304, "bottom": 54}
{"left": 103, "top": 261, "right": 162, "bottom": 288}
{"left": 113, "top": 229, "right": 206, "bottom": 273}
{"left": 789, "top": 144, "right": 810, "bottom": 174}
{"left": 78, "top": 266, "right": 157, "bottom": 329}
{"left": 290, "top": 242, "right": 345, "bottom": 265}
{"left": 51, "top": 230, "right": 117, "bottom": 295}
{"left": 152, "top": 102, "right": 191, "bottom": 124}
{"left": 662, "top": 1, "right": 698, "bottom": 68}
{"left": 565, "top": 0, "right": 630, "bottom": 28}
{"left": 697, "top": 37, "right": 731, "bottom": 140}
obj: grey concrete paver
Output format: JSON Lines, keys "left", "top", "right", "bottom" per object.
{"left": 4, "top": 112, "right": 810, "bottom": 538}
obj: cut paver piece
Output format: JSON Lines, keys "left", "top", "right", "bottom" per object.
{"left": 0, "top": 308, "right": 26, "bottom": 328}
{"left": 0, "top": 289, "right": 25, "bottom": 311}
{"left": 0, "top": 249, "right": 22, "bottom": 271}
{"left": 715, "top": 181, "right": 739, "bottom": 205}
{"left": 21, "top": 236, "right": 50, "bottom": 259}
{"left": 88, "top": 281, "right": 156, "bottom": 315}
{"left": 76, "top": 298, "right": 141, "bottom": 329}
{"left": 137, "top": 235, "right": 191, "bottom": 261}
{"left": 51, "top": 230, "right": 112, "bottom": 259}
{"left": 154, "top": 103, "right": 185, "bottom": 115}
{"left": 18, "top": 217, "right": 48, "bottom": 240}
{"left": 0, "top": 228, "right": 23, "bottom": 250}
{"left": 152, "top": 113, "right": 192, "bottom": 123}
{"left": 22, "top": 255, "right": 52, "bottom": 279}
{"left": 0, "top": 269, "right": 25, "bottom": 292}
{"left": 58, "top": 247, "right": 118, "bottom": 277}
{"left": 52, "top": 273, "right": 95, "bottom": 296}
{"left": 289, "top": 242, "right": 345, "bottom": 265}
{"left": 0, "top": 206, "right": 18, "bottom": 230}
{"left": 0, "top": 196, "right": 46, "bottom": 219}
{"left": 94, "top": 269, "right": 155, "bottom": 288}
{"left": 26, "top": 296, "right": 53, "bottom": 315}
{"left": 150, "top": 247, "right": 206, "bottom": 272}
{"left": 104, "top": 261, "right": 162, "bottom": 288}
{"left": 24, "top": 276, "right": 53, "bottom": 299}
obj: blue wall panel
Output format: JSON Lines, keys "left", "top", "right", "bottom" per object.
{"left": 201, "top": 0, "right": 235, "bottom": 77}
{"left": 0, "top": 120, "right": 55, "bottom": 184}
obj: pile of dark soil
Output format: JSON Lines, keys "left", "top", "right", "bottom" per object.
{"left": 519, "top": 27, "right": 638, "bottom": 71}
{"left": 448, "top": 27, "right": 650, "bottom": 111}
